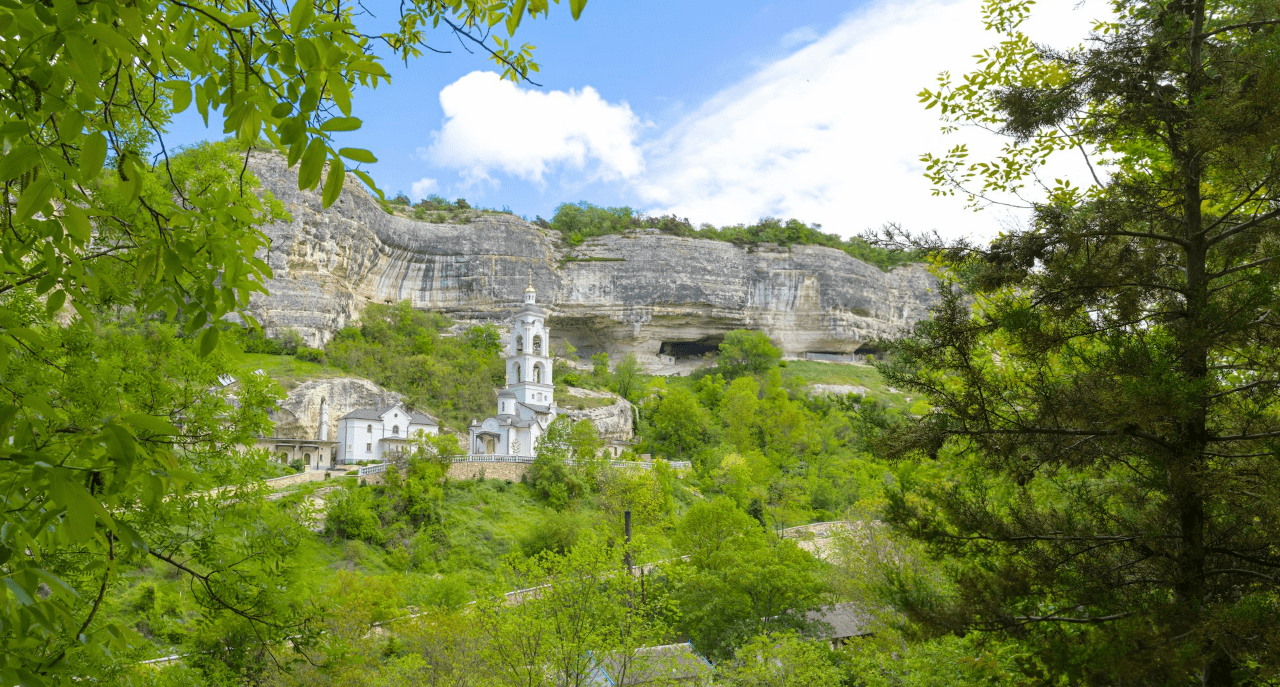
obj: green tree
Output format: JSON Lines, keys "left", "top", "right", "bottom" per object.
{"left": 648, "top": 387, "right": 709, "bottom": 461}
{"left": 717, "top": 330, "right": 781, "bottom": 378}
{"left": 667, "top": 499, "right": 825, "bottom": 660}
{"left": 612, "top": 352, "right": 644, "bottom": 402}
{"left": 721, "top": 631, "right": 843, "bottom": 687}
{"left": 877, "top": 0, "right": 1280, "bottom": 683}
{"left": 0, "top": 0, "right": 594, "bottom": 678}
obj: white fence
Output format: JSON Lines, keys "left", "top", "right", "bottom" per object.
{"left": 353, "top": 456, "right": 690, "bottom": 476}
{"left": 452, "top": 455, "right": 691, "bottom": 471}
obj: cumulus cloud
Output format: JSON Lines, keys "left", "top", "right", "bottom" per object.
{"left": 637, "top": 0, "right": 1105, "bottom": 239}
{"left": 411, "top": 177, "right": 438, "bottom": 200}
{"left": 424, "top": 71, "right": 644, "bottom": 186}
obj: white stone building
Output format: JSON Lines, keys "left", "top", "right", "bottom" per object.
{"left": 469, "top": 281, "right": 557, "bottom": 457}
{"left": 335, "top": 402, "right": 439, "bottom": 464}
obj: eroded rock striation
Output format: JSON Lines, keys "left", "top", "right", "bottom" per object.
{"left": 247, "top": 153, "right": 938, "bottom": 364}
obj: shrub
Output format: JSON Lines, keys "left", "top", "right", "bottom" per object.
{"left": 325, "top": 486, "right": 386, "bottom": 545}
{"left": 288, "top": 458, "right": 305, "bottom": 473}
{"left": 717, "top": 330, "right": 781, "bottom": 378}
{"left": 295, "top": 346, "right": 327, "bottom": 364}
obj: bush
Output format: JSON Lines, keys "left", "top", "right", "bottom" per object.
{"left": 288, "top": 458, "right": 305, "bottom": 473}
{"left": 717, "top": 330, "right": 781, "bottom": 378}
{"left": 325, "top": 486, "right": 386, "bottom": 545}
{"left": 295, "top": 346, "right": 326, "bottom": 364}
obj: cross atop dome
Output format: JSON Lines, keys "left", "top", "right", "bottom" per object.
{"left": 524, "top": 272, "right": 536, "bottom": 304}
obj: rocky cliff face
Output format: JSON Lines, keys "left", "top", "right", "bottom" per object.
{"left": 246, "top": 154, "right": 937, "bottom": 364}
{"left": 558, "top": 387, "right": 634, "bottom": 444}
{"left": 270, "top": 377, "right": 403, "bottom": 441}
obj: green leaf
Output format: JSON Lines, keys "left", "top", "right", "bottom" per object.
{"left": 321, "top": 156, "right": 345, "bottom": 208}
{"left": 80, "top": 132, "right": 107, "bottom": 179}
{"left": 15, "top": 177, "right": 54, "bottom": 221}
{"left": 351, "top": 169, "right": 383, "bottom": 199}
{"left": 64, "top": 32, "right": 100, "bottom": 91}
{"left": 0, "top": 146, "right": 41, "bottom": 181}
{"left": 2, "top": 577, "right": 34, "bottom": 606}
{"left": 163, "top": 81, "right": 192, "bottom": 113}
{"left": 62, "top": 205, "right": 91, "bottom": 244}
{"left": 227, "top": 11, "right": 260, "bottom": 28}
{"left": 297, "top": 137, "right": 326, "bottom": 190}
{"left": 570, "top": 0, "right": 587, "bottom": 20}
{"left": 122, "top": 413, "right": 179, "bottom": 436}
{"left": 198, "top": 326, "right": 219, "bottom": 357}
{"left": 290, "top": 0, "right": 316, "bottom": 32}
{"left": 296, "top": 38, "right": 319, "bottom": 70}
{"left": 330, "top": 78, "right": 352, "bottom": 117}
{"left": 83, "top": 23, "right": 138, "bottom": 57}
{"left": 319, "top": 116, "right": 361, "bottom": 132}
{"left": 506, "top": 0, "right": 527, "bottom": 34}
{"left": 44, "top": 290, "right": 66, "bottom": 317}
{"left": 338, "top": 147, "right": 377, "bottom": 164}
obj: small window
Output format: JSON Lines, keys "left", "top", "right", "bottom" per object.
{"left": 367, "top": 424, "right": 372, "bottom": 434}
{"left": 304, "top": 452, "right": 311, "bottom": 465}
{"left": 392, "top": 425, "right": 400, "bottom": 436}
{"left": 366, "top": 443, "right": 372, "bottom": 452}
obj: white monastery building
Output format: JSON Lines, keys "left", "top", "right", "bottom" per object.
{"left": 336, "top": 402, "right": 439, "bottom": 463}
{"left": 469, "top": 280, "right": 557, "bottom": 457}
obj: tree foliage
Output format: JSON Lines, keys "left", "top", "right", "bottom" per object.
{"left": 717, "top": 330, "right": 782, "bottom": 379}
{"left": 0, "top": 0, "right": 590, "bottom": 679}
{"left": 548, "top": 202, "right": 923, "bottom": 270}
{"left": 877, "top": 0, "right": 1280, "bottom": 683}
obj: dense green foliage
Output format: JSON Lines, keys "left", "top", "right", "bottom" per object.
{"left": 875, "top": 0, "right": 1280, "bottom": 684}
{"left": 0, "top": 0, "right": 593, "bottom": 678}
{"left": 546, "top": 201, "right": 924, "bottom": 270}
{"left": 321, "top": 302, "right": 505, "bottom": 429}
{"left": 717, "top": 330, "right": 782, "bottom": 378}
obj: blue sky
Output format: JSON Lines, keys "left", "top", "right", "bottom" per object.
{"left": 165, "top": 0, "right": 1099, "bottom": 239}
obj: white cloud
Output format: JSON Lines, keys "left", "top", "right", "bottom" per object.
{"left": 637, "top": 0, "right": 1107, "bottom": 240}
{"left": 424, "top": 71, "right": 644, "bottom": 186}
{"left": 411, "top": 177, "right": 438, "bottom": 200}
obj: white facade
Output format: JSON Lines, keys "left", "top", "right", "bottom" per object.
{"left": 469, "top": 282, "right": 557, "bottom": 457}
{"left": 335, "top": 403, "right": 439, "bottom": 464}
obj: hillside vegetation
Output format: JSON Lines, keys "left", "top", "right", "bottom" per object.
{"left": 544, "top": 201, "right": 924, "bottom": 271}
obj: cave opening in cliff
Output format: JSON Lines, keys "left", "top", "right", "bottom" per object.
{"left": 854, "top": 344, "right": 880, "bottom": 356}
{"left": 660, "top": 335, "right": 724, "bottom": 359}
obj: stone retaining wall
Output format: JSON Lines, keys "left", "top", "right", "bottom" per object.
{"left": 447, "top": 461, "right": 528, "bottom": 482}
{"left": 262, "top": 469, "right": 337, "bottom": 489}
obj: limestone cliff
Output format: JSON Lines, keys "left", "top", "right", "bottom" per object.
{"left": 246, "top": 153, "right": 937, "bottom": 364}
{"left": 557, "top": 387, "right": 634, "bottom": 444}
{"left": 270, "top": 377, "right": 403, "bottom": 441}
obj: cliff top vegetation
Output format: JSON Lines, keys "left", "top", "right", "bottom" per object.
{"left": 542, "top": 201, "right": 925, "bottom": 271}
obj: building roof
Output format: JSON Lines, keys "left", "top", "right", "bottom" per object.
{"left": 519, "top": 402, "right": 552, "bottom": 415}
{"left": 338, "top": 404, "right": 438, "bottom": 425}
{"left": 497, "top": 388, "right": 517, "bottom": 398}
{"left": 338, "top": 407, "right": 385, "bottom": 421}
{"left": 594, "top": 643, "right": 716, "bottom": 685}
{"left": 805, "top": 603, "right": 872, "bottom": 639}
{"left": 518, "top": 302, "right": 546, "bottom": 316}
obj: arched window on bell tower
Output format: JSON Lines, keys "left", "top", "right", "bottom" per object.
{"left": 534, "top": 363, "right": 543, "bottom": 384}
{"left": 515, "top": 363, "right": 522, "bottom": 382}
{"left": 516, "top": 334, "right": 524, "bottom": 354}
{"left": 533, "top": 334, "right": 542, "bottom": 355}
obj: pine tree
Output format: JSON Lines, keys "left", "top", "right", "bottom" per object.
{"left": 876, "top": 0, "right": 1280, "bottom": 683}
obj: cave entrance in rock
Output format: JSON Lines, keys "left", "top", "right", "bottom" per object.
{"left": 659, "top": 335, "right": 724, "bottom": 359}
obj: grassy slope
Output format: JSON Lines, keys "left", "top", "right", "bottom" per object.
{"left": 234, "top": 352, "right": 348, "bottom": 388}
{"left": 779, "top": 360, "right": 913, "bottom": 408}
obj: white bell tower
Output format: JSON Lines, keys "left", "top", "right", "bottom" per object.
{"left": 505, "top": 276, "right": 554, "bottom": 408}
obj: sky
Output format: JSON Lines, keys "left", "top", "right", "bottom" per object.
{"left": 165, "top": 0, "right": 1105, "bottom": 240}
